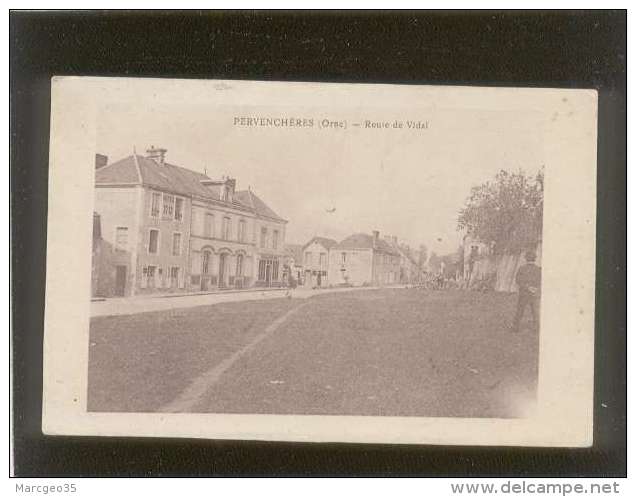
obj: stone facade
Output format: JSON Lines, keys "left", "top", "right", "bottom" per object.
{"left": 92, "top": 149, "right": 287, "bottom": 297}
{"left": 327, "top": 231, "right": 400, "bottom": 287}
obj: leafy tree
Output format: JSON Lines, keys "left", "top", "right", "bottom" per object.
{"left": 457, "top": 168, "right": 543, "bottom": 255}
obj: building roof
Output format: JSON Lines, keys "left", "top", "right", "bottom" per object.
{"left": 95, "top": 154, "right": 285, "bottom": 221}
{"left": 96, "top": 154, "right": 213, "bottom": 197}
{"left": 334, "top": 233, "right": 399, "bottom": 255}
{"left": 284, "top": 243, "right": 304, "bottom": 263}
{"left": 234, "top": 189, "right": 286, "bottom": 222}
{"left": 302, "top": 236, "right": 338, "bottom": 251}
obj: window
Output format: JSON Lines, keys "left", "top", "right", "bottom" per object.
{"left": 163, "top": 194, "right": 174, "bottom": 218}
{"left": 150, "top": 192, "right": 161, "bottom": 218}
{"left": 319, "top": 252, "right": 326, "bottom": 269}
{"left": 172, "top": 232, "right": 181, "bottom": 256}
{"left": 341, "top": 252, "right": 347, "bottom": 264}
{"left": 202, "top": 251, "right": 211, "bottom": 274}
{"left": 148, "top": 229, "right": 159, "bottom": 254}
{"left": 304, "top": 252, "right": 311, "bottom": 265}
{"left": 238, "top": 219, "right": 246, "bottom": 242}
{"left": 236, "top": 254, "right": 244, "bottom": 276}
{"left": 174, "top": 197, "right": 184, "bottom": 221}
{"left": 260, "top": 227, "right": 267, "bottom": 248}
{"left": 222, "top": 217, "right": 231, "bottom": 240}
{"left": 273, "top": 230, "right": 279, "bottom": 250}
{"left": 204, "top": 213, "right": 215, "bottom": 238}
{"left": 115, "top": 227, "right": 128, "bottom": 252}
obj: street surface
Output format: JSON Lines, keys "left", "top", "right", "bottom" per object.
{"left": 88, "top": 288, "right": 539, "bottom": 418}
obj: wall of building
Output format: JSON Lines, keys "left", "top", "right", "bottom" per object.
{"left": 371, "top": 251, "right": 400, "bottom": 285}
{"left": 93, "top": 182, "right": 288, "bottom": 294}
{"left": 328, "top": 248, "right": 373, "bottom": 286}
{"left": 93, "top": 186, "right": 139, "bottom": 297}
{"left": 191, "top": 202, "right": 253, "bottom": 244}
{"left": 253, "top": 218, "right": 287, "bottom": 287}
{"left": 135, "top": 188, "right": 192, "bottom": 294}
{"left": 302, "top": 241, "right": 330, "bottom": 287}
{"left": 188, "top": 199, "right": 255, "bottom": 290}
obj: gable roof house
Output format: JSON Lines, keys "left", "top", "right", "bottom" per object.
{"left": 328, "top": 231, "right": 401, "bottom": 287}
{"left": 300, "top": 236, "right": 338, "bottom": 287}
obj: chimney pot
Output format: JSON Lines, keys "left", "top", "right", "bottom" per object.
{"left": 146, "top": 146, "right": 167, "bottom": 165}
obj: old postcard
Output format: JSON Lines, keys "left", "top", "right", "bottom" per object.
{"left": 42, "top": 77, "right": 597, "bottom": 446}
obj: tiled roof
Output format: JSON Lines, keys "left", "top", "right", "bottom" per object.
{"left": 302, "top": 236, "right": 338, "bottom": 251}
{"left": 334, "top": 233, "right": 399, "bottom": 255}
{"left": 139, "top": 157, "right": 214, "bottom": 199}
{"left": 95, "top": 154, "right": 283, "bottom": 220}
{"left": 95, "top": 155, "right": 215, "bottom": 200}
{"left": 94, "top": 155, "right": 140, "bottom": 184}
{"left": 234, "top": 189, "right": 286, "bottom": 222}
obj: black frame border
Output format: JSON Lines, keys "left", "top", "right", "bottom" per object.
{"left": 10, "top": 10, "right": 626, "bottom": 476}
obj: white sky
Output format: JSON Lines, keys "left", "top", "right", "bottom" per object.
{"left": 97, "top": 102, "right": 545, "bottom": 255}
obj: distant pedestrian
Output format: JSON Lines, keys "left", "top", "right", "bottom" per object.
{"left": 511, "top": 251, "right": 541, "bottom": 333}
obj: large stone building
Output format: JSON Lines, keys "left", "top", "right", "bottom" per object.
{"left": 92, "top": 147, "right": 287, "bottom": 297}
{"left": 327, "top": 231, "right": 400, "bottom": 287}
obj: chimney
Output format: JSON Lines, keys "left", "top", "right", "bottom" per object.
{"left": 146, "top": 145, "right": 167, "bottom": 165}
{"left": 226, "top": 178, "right": 236, "bottom": 194}
{"left": 95, "top": 153, "right": 108, "bottom": 169}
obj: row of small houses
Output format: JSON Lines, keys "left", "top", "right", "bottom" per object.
{"left": 284, "top": 233, "right": 424, "bottom": 288}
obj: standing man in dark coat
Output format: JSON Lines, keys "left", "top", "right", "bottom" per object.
{"left": 511, "top": 251, "right": 541, "bottom": 333}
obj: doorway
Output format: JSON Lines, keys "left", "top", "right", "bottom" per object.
{"left": 115, "top": 265, "right": 127, "bottom": 296}
{"left": 265, "top": 261, "right": 272, "bottom": 287}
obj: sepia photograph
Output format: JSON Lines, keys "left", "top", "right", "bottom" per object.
{"left": 87, "top": 102, "right": 544, "bottom": 419}
{"left": 41, "top": 77, "right": 597, "bottom": 446}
